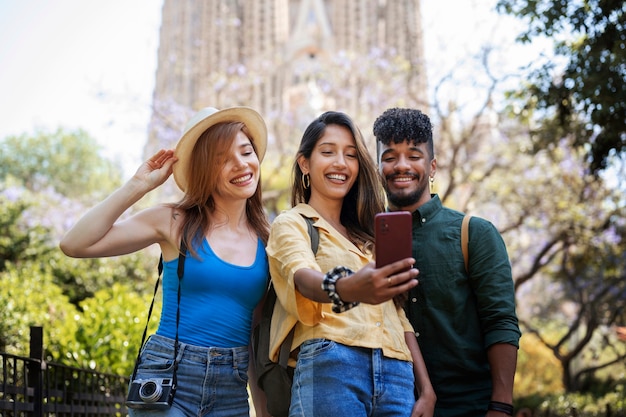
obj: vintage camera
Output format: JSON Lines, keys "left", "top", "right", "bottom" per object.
{"left": 126, "top": 378, "right": 175, "bottom": 410}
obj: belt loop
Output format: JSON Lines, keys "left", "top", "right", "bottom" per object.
{"left": 232, "top": 347, "right": 238, "bottom": 368}
{"left": 175, "top": 341, "right": 186, "bottom": 363}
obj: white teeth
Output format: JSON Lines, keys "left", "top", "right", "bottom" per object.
{"left": 232, "top": 174, "right": 252, "bottom": 184}
{"left": 327, "top": 174, "right": 347, "bottom": 181}
{"left": 394, "top": 177, "right": 413, "bottom": 182}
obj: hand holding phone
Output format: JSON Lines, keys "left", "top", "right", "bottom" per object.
{"left": 375, "top": 211, "right": 412, "bottom": 270}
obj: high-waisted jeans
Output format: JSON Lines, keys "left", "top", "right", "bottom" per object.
{"left": 127, "top": 334, "right": 249, "bottom": 417}
{"left": 289, "top": 338, "right": 415, "bottom": 417}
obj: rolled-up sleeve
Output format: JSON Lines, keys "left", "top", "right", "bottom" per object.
{"left": 467, "top": 218, "right": 521, "bottom": 348}
{"left": 267, "top": 212, "right": 322, "bottom": 326}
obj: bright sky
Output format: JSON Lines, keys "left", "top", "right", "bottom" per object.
{"left": 0, "top": 0, "right": 162, "bottom": 175}
{"left": 0, "top": 0, "right": 535, "bottom": 178}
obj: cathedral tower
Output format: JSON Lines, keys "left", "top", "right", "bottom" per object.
{"left": 145, "top": 0, "right": 427, "bottom": 169}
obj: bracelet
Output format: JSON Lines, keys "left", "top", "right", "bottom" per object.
{"left": 488, "top": 401, "right": 514, "bottom": 416}
{"left": 321, "top": 266, "right": 359, "bottom": 313}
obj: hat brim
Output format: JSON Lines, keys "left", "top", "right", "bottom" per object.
{"left": 172, "top": 106, "right": 267, "bottom": 192}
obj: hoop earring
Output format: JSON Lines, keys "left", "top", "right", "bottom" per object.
{"left": 301, "top": 173, "right": 310, "bottom": 189}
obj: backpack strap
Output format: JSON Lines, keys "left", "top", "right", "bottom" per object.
{"left": 461, "top": 214, "right": 471, "bottom": 274}
{"left": 302, "top": 215, "right": 319, "bottom": 255}
{"left": 277, "top": 214, "right": 319, "bottom": 366}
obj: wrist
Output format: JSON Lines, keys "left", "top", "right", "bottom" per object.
{"left": 321, "top": 266, "right": 359, "bottom": 313}
{"left": 488, "top": 401, "right": 513, "bottom": 416}
{"left": 416, "top": 386, "right": 436, "bottom": 404}
{"left": 127, "top": 176, "right": 154, "bottom": 195}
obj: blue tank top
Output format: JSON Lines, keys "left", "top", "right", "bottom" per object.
{"left": 156, "top": 237, "right": 268, "bottom": 347}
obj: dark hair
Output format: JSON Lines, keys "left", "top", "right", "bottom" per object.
{"left": 291, "top": 111, "right": 385, "bottom": 252}
{"left": 174, "top": 122, "right": 269, "bottom": 257}
{"left": 373, "top": 107, "right": 434, "bottom": 159}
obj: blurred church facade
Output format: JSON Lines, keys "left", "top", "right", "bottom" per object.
{"left": 144, "top": 0, "right": 427, "bottom": 164}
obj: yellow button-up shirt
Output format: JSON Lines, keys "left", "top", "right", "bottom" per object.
{"left": 267, "top": 204, "right": 414, "bottom": 365}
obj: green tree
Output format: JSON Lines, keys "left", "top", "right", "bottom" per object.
{"left": 72, "top": 282, "right": 161, "bottom": 376}
{"left": 423, "top": 55, "right": 626, "bottom": 393}
{"left": 48, "top": 248, "right": 156, "bottom": 307}
{"left": 0, "top": 128, "right": 122, "bottom": 199}
{"left": 473, "top": 119, "right": 626, "bottom": 392}
{"left": 0, "top": 261, "right": 79, "bottom": 360}
{"left": 496, "top": 0, "right": 626, "bottom": 173}
{"left": 0, "top": 193, "right": 52, "bottom": 272}
{"left": 1, "top": 129, "right": 156, "bottom": 375}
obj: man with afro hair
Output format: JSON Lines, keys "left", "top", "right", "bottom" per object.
{"left": 374, "top": 107, "right": 521, "bottom": 417}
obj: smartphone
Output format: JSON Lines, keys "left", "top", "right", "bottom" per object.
{"left": 375, "top": 211, "right": 412, "bottom": 270}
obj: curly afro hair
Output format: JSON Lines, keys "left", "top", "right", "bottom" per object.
{"left": 373, "top": 108, "right": 434, "bottom": 158}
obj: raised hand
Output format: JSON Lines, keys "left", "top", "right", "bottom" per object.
{"left": 133, "top": 149, "right": 177, "bottom": 191}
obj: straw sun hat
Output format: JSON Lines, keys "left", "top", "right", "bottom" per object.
{"left": 172, "top": 106, "right": 267, "bottom": 192}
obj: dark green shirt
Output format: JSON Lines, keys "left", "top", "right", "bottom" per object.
{"left": 404, "top": 195, "right": 520, "bottom": 416}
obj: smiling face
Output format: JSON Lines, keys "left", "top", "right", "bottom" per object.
{"left": 378, "top": 140, "right": 436, "bottom": 212}
{"left": 299, "top": 124, "right": 359, "bottom": 205}
{"left": 214, "top": 130, "right": 260, "bottom": 201}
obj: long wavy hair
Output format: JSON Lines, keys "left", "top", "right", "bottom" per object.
{"left": 291, "top": 111, "right": 385, "bottom": 253}
{"left": 173, "top": 122, "right": 269, "bottom": 257}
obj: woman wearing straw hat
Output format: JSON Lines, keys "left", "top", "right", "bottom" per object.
{"left": 60, "top": 106, "right": 270, "bottom": 416}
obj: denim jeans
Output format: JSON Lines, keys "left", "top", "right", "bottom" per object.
{"left": 128, "top": 334, "right": 249, "bottom": 417}
{"left": 289, "top": 339, "right": 415, "bottom": 417}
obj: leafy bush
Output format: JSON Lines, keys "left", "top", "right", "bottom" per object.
{"left": 535, "top": 384, "right": 625, "bottom": 416}
{"left": 73, "top": 282, "right": 161, "bottom": 376}
{"left": 0, "top": 261, "right": 80, "bottom": 361}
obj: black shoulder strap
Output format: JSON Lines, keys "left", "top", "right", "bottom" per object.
{"left": 130, "top": 241, "right": 186, "bottom": 384}
{"left": 302, "top": 215, "right": 319, "bottom": 255}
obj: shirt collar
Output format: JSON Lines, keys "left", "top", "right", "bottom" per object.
{"left": 291, "top": 203, "right": 365, "bottom": 257}
{"left": 293, "top": 203, "right": 320, "bottom": 220}
{"left": 411, "top": 194, "right": 442, "bottom": 225}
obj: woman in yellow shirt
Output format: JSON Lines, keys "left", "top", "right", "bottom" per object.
{"left": 267, "top": 111, "right": 436, "bottom": 416}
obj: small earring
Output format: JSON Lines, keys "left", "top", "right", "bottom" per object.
{"left": 301, "top": 173, "right": 310, "bottom": 189}
{"left": 429, "top": 176, "right": 434, "bottom": 184}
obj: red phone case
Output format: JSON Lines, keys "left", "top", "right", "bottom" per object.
{"left": 375, "top": 211, "right": 412, "bottom": 269}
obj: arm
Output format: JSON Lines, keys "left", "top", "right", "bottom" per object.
{"left": 59, "top": 150, "right": 178, "bottom": 258}
{"left": 487, "top": 343, "right": 517, "bottom": 414}
{"left": 405, "top": 332, "right": 436, "bottom": 417}
{"left": 467, "top": 219, "right": 520, "bottom": 415}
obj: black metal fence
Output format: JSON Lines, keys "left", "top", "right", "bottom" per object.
{"left": 0, "top": 327, "right": 129, "bottom": 417}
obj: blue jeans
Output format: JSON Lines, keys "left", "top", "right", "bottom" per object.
{"left": 128, "top": 334, "right": 249, "bottom": 417}
{"left": 289, "top": 339, "right": 415, "bottom": 417}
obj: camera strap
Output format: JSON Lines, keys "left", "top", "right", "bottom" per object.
{"left": 129, "top": 239, "right": 187, "bottom": 389}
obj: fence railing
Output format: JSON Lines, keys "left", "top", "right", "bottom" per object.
{"left": 0, "top": 326, "right": 129, "bottom": 417}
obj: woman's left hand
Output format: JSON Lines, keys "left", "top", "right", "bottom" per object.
{"left": 411, "top": 396, "right": 435, "bottom": 417}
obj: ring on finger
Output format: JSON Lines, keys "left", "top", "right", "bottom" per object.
{"left": 388, "top": 277, "right": 393, "bottom": 286}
